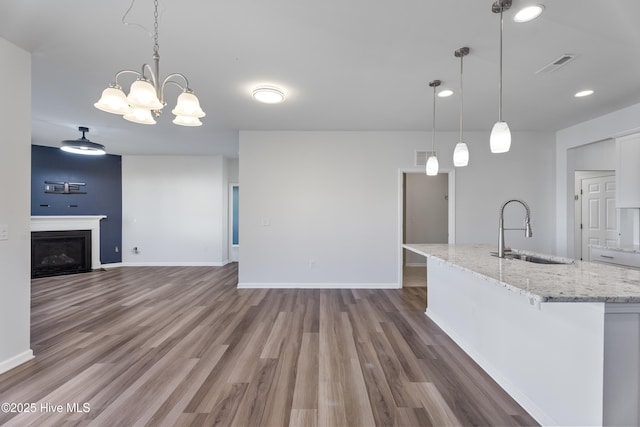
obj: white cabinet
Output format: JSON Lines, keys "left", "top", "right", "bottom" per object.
{"left": 616, "top": 133, "right": 640, "bottom": 208}
{"left": 590, "top": 246, "right": 640, "bottom": 270}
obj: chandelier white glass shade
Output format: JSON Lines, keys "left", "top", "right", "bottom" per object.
{"left": 453, "top": 47, "right": 470, "bottom": 167}
{"left": 490, "top": 0, "right": 512, "bottom": 153}
{"left": 426, "top": 80, "right": 441, "bottom": 176}
{"left": 61, "top": 127, "right": 106, "bottom": 156}
{"left": 94, "top": 0, "right": 205, "bottom": 126}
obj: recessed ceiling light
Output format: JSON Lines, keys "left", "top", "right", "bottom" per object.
{"left": 252, "top": 86, "right": 285, "bottom": 104}
{"left": 438, "top": 89, "right": 454, "bottom": 98}
{"left": 575, "top": 90, "right": 594, "bottom": 98}
{"left": 514, "top": 5, "right": 544, "bottom": 23}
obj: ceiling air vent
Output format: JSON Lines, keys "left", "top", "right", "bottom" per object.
{"left": 415, "top": 150, "right": 435, "bottom": 167}
{"left": 535, "top": 54, "right": 576, "bottom": 74}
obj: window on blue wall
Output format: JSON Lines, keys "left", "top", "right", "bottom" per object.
{"left": 232, "top": 185, "right": 239, "bottom": 245}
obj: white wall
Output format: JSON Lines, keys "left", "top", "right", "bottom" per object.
{"left": 0, "top": 38, "right": 33, "bottom": 374}
{"left": 121, "top": 155, "right": 229, "bottom": 265}
{"left": 556, "top": 102, "right": 640, "bottom": 256}
{"left": 239, "top": 130, "right": 556, "bottom": 287}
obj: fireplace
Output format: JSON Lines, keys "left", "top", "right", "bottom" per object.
{"left": 31, "top": 230, "right": 92, "bottom": 278}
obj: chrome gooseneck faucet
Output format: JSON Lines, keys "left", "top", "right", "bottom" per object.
{"left": 498, "top": 199, "right": 532, "bottom": 258}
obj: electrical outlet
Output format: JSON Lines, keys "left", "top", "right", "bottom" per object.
{"left": 0, "top": 224, "right": 8, "bottom": 241}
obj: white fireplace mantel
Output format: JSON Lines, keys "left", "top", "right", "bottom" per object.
{"left": 31, "top": 215, "right": 107, "bottom": 269}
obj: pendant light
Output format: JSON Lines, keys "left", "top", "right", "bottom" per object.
{"left": 426, "top": 80, "right": 441, "bottom": 176}
{"left": 61, "top": 127, "right": 106, "bottom": 156}
{"left": 490, "top": 0, "right": 512, "bottom": 153}
{"left": 453, "top": 47, "right": 470, "bottom": 167}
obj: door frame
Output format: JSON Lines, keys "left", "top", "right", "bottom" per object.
{"left": 397, "top": 168, "right": 456, "bottom": 288}
{"left": 573, "top": 170, "right": 615, "bottom": 260}
{"left": 228, "top": 183, "right": 239, "bottom": 262}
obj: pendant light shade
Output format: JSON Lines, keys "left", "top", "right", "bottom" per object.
{"left": 491, "top": 0, "right": 512, "bottom": 154}
{"left": 426, "top": 80, "right": 441, "bottom": 176}
{"left": 61, "top": 127, "right": 106, "bottom": 156}
{"left": 453, "top": 47, "right": 470, "bottom": 167}
{"left": 490, "top": 121, "right": 511, "bottom": 153}
{"left": 453, "top": 142, "right": 469, "bottom": 167}
{"left": 426, "top": 155, "right": 439, "bottom": 176}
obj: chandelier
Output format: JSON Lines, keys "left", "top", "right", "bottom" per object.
{"left": 94, "top": 0, "right": 205, "bottom": 126}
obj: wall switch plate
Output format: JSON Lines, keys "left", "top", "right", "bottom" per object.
{"left": 0, "top": 224, "right": 8, "bottom": 241}
{"left": 261, "top": 217, "right": 271, "bottom": 226}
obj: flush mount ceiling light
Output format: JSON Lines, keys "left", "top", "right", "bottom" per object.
{"left": 61, "top": 127, "right": 106, "bottom": 156}
{"left": 438, "top": 89, "right": 454, "bottom": 98}
{"left": 575, "top": 89, "right": 594, "bottom": 98}
{"left": 453, "top": 47, "right": 470, "bottom": 168}
{"left": 490, "top": 0, "right": 512, "bottom": 154}
{"left": 426, "top": 80, "right": 441, "bottom": 176}
{"left": 514, "top": 4, "right": 544, "bottom": 22}
{"left": 94, "top": 0, "right": 205, "bottom": 126}
{"left": 252, "top": 86, "right": 285, "bottom": 104}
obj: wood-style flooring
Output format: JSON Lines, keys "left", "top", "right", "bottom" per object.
{"left": 0, "top": 264, "right": 538, "bottom": 426}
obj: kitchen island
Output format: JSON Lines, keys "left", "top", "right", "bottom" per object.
{"left": 403, "top": 244, "right": 640, "bottom": 427}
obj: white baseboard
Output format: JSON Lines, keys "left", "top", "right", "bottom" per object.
{"left": 120, "top": 261, "right": 228, "bottom": 267}
{"left": 0, "top": 350, "right": 34, "bottom": 375}
{"left": 237, "top": 282, "right": 400, "bottom": 289}
{"left": 405, "top": 262, "right": 427, "bottom": 267}
{"left": 97, "top": 262, "right": 123, "bottom": 269}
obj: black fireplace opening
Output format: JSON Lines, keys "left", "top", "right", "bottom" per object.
{"left": 31, "top": 230, "right": 92, "bottom": 278}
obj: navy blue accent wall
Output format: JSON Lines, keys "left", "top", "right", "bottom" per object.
{"left": 31, "top": 145, "right": 122, "bottom": 264}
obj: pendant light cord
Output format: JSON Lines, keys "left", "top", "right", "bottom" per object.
{"left": 459, "top": 53, "right": 464, "bottom": 143}
{"left": 498, "top": 5, "right": 504, "bottom": 122}
{"left": 431, "top": 84, "right": 436, "bottom": 153}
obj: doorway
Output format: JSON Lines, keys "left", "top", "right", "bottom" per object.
{"left": 229, "top": 183, "right": 239, "bottom": 262}
{"left": 398, "top": 169, "right": 455, "bottom": 288}
{"left": 574, "top": 171, "right": 616, "bottom": 261}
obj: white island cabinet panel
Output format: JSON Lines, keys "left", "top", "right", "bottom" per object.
{"left": 427, "top": 261, "right": 605, "bottom": 426}
{"left": 616, "top": 133, "right": 640, "bottom": 208}
{"left": 404, "top": 244, "right": 640, "bottom": 427}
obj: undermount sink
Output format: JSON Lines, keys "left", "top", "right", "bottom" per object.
{"left": 491, "top": 252, "right": 574, "bottom": 265}
{"left": 505, "top": 253, "right": 572, "bottom": 265}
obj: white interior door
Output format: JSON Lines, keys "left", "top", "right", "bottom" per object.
{"left": 581, "top": 175, "right": 617, "bottom": 261}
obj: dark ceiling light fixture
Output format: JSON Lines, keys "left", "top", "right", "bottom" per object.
{"left": 453, "top": 47, "right": 470, "bottom": 167}
{"left": 94, "top": 0, "right": 205, "bottom": 126}
{"left": 426, "top": 80, "right": 441, "bottom": 176}
{"left": 490, "top": 0, "right": 512, "bottom": 154}
{"left": 61, "top": 127, "right": 106, "bottom": 156}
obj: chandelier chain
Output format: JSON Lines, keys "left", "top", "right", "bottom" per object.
{"left": 153, "top": 0, "right": 160, "bottom": 57}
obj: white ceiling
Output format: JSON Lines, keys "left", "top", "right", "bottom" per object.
{"left": 1, "top": 0, "right": 639, "bottom": 157}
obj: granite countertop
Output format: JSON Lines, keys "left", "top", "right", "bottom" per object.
{"left": 403, "top": 244, "right": 640, "bottom": 303}
{"left": 590, "top": 244, "right": 640, "bottom": 254}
